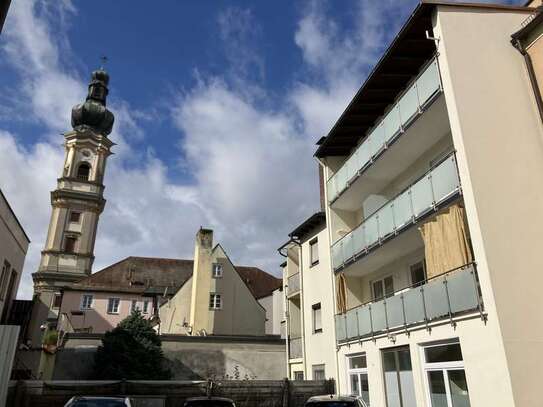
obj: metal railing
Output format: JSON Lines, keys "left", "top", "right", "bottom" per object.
{"left": 286, "top": 273, "right": 301, "bottom": 297}
{"left": 331, "top": 152, "right": 461, "bottom": 271}
{"left": 335, "top": 263, "right": 483, "bottom": 343}
{"left": 288, "top": 337, "right": 303, "bottom": 359}
{"left": 327, "top": 57, "right": 442, "bottom": 203}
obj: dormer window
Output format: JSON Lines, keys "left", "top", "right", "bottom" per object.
{"left": 77, "top": 163, "right": 91, "bottom": 181}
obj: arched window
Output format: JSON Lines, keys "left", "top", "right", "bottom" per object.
{"left": 77, "top": 163, "right": 91, "bottom": 181}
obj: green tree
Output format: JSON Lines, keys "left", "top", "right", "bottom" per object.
{"left": 93, "top": 310, "right": 171, "bottom": 380}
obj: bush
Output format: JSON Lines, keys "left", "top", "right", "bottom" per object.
{"left": 92, "top": 310, "right": 171, "bottom": 380}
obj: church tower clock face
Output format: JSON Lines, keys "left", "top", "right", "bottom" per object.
{"left": 28, "top": 68, "right": 115, "bottom": 345}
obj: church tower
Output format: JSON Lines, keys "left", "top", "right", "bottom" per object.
{"left": 28, "top": 68, "right": 115, "bottom": 344}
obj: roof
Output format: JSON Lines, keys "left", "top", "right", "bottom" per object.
{"left": 512, "top": 5, "right": 543, "bottom": 42}
{"left": 66, "top": 256, "right": 281, "bottom": 299}
{"left": 0, "top": 188, "right": 30, "bottom": 243}
{"left": 315, "top": 1, "right": 533, "bottom": 158}
{"left": 288, "top": 212, "right": 326, "bottom": 241}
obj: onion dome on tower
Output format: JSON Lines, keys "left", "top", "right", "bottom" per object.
{"left": 71, "top": 68, "right": 115, "bottom": 136}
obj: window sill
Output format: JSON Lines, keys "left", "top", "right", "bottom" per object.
{"left": 107, "top": 312, "right": 120, "bottom": 315}
{"left": 209, "top": 308, "right": 222, "bottom": 311}
{"left": 310, "top": 261, "right": 319, "bottom": 268}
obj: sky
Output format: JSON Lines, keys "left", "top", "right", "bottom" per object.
{"left": 0, "top": 0, "right": 517, "bottom": 299}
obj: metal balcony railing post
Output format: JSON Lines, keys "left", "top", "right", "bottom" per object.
{"left": 355, "top": 309, "right": 360, "bottom": 341}
{"left": 443, "top": 273, "right": 456, "bottom": 328}
{"left": 421, "top": 285, "right": 431, "bottom": 333}
{"left": 369, "top": 304, "right": 375, "bottom": 343}
{"left": 401, "top": 294, "right": 409, "bottom": 337}
{"left": 384, "top": 298, "right": 389, "bottom": 335}
{"left": 470, "top": 265, "right": 487, "bottom": 323}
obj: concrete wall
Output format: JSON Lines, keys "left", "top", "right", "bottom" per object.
{"left": 59, "top": 290, "right": 154, "bottom": 333}
{"left": 435, "top": 6, "right": 542, "bottom": 407}
{"left": 0, "top": 191, "right": 29, "bottom": 322}
{"left": 160, "top": 279, "right": 193, "bottom": 334}
{"left": 53, "top": 334, "right": 286, "bottom": 381}
{"left": 258, "top": 291, "right": 284, "bottom": 336}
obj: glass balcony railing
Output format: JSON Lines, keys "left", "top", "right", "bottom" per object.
{"left": 327, "top": 58, "right": 442, "bottom": 203}
{"left": 335, "top": 264, "right": 482, "bottom": 343}
{"left": 331, "top": 153, "right": 460, "bottom": 271}
{"left": 287, "top": 273, "right": 301, "bottom": 297}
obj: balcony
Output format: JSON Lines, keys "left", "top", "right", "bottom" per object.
{"left": 327, "top": 58, "right": 443, "bottom": 205}
{"left": 288, "top": 337, "right": 303, "bottom": 359}
{"left": 286, "top": 273, "right": 301, "bottom": 297}
{"left": 335, "top": 264, "right": 483, "bottom": 343}
{"left": 331, "top": 153, "right": 461, "bottom": 271}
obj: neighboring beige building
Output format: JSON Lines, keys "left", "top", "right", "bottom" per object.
{"left": 280, "top": 212, "right": 337, "bottom": 382}
{"left": 0, "top": 189, "right": 30, "bottom": 324}
{"left": 57, "top": 229, "right": 281, "bottom": 336}
{"left": 283, "top": 1, "right": 543, "bottom": 406}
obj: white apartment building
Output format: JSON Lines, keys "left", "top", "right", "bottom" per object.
{"left": 305, "top": 2, "right": 543, "bottom": 407}
{"left": 280, "top": 212, "right": 337, "bottom": 382}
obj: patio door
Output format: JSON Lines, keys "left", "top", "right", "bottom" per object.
{"left": 382, "top": 346, "right": 417, "bottom": 407}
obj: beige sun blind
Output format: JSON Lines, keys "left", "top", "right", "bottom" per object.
{"left": 419, "top": 203, "right": 473, "bottom": 279}
{"left": 336, "top": 273, "right": 347, "bottom": 314}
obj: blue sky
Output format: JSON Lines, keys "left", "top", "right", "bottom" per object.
{"left": 0, "top": 0, "right": 517, "bottom": 299}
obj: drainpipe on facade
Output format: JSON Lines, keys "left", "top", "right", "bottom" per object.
{"left": 512, "top": 37, "right": 543, "bottom": 125}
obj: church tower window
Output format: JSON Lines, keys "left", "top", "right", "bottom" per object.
{"left": 64, "top": 236, "right": 78, "bottom": 253}
{"left": 77, "top": 163, "right": 91, "bottom": 181}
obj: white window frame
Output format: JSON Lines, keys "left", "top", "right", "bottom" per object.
{"left": 312, "top": 303, "right": 322, "bottom": 333}
{"left": 309, "top": 238, "right": 319, "bottom": 266}
{"left": 209, "top": 293, "right": 222, "bottom": 310}
{"left": 312, "top": 364, "right": 325, "bottom": 380}
{"left": 142, "top": 300, "right": 150, "bottom": 314}
{"left": 80, "top": 294, "right": 93, "bottom": 310}
{"left": 371, "top": 275, "right": 394, "bottom": 300}
{"left": 0, "top": 260, "right": 11, "bottom": 300}
{"left": 409, "top": 259, "right": 427, "bottom": 286}
{"left": 421, "top": 340, "right": 468, "bottom": 407}
{"left": 346, "top": 353, "right": 370, "bottom": 405}
{"left": 131, "top": 299, "right": 142, "bottom": 313}
{"left": 212, "top": 263, "right": 223, "bottom": 278}
{"left": 107, "top": 297, "right": 121, "bottom": 314}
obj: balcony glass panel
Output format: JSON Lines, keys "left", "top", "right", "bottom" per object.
{"left": 383, "top": 106, "right": 401, "bottom": 143}
{"left": 377, "top": 204, "right": 395, "bottom": 238}
{"left": 402, "top": 287, "right": 426, "bottom": 324}
{"left": 336, "top": 314, "right": 347, "bottom": 341}
{"left": 431, "top": 156, "right": 460, "bottom": 204}
{"left": 424, "top": 276, "right": 449, "bottom": 320}
{"left": 386, "top": 295, "right": 405, "bottom": 329}
{"left": 346, "top": 308, "right": 359, "bottom": 339}
{"left": 364, "top": 215, "right": 379, "bottom": 247}
{"left": 326, "top": 58, "right": 442, "bottom": 204}
{"left": 371, "top": 301, "right": 387, "bottom": 332}
{"left": 351, "top": 226, "right": 366, "bottom": 257}
{"left": 341, "top": 234, "right": 354, "bottom": 263}
{"left": 332, "top": 244, "right": 342, "bottom": 269}
{"left": 357, "top": 306, "right": 372, "bottom": 337}
{"left": 287, "top": 273, "right": 300, "bottom": 297}
{"left": 411, "top": 176, "right": 433, "bottom": 218}
{"left": 393, "top": 190, "right": 412, "bottom": 230}
{"left": 399, "top": 83, "right": 420, "bottom": 125}
{"left": 417, "top": 60, "right": 441, "bottom": 106}
{"left": 447, "top": 266, "right": 479, "bottom": 313}
{"left": 369, "top": 123, "right": 386, "bottom": 157}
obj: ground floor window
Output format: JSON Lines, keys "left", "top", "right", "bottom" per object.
{"left": 422, "top": 341, "right": 471, "bottom": 407}
{"left": 382, "top": 346, "right": 417, "bottom": 407}
{"left": 347, "top": 354, "right": 370, "bottom": 406}
{"left": 293, "top": 371, "right": 304, "bottom": 381}
{"left": 312, "top": 364, "right": 325, "bottom": 380}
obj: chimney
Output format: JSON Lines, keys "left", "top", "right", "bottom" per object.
{"left": 189, "top": 228, "right": 214, "bottom": 333}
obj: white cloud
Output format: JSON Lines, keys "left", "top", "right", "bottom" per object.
{"left": 1, "top": 0, "right": 434, "bottom": 300}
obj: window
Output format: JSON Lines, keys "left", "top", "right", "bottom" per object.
{"left": 107, "top": 298, "right": 121, "bottom": 314}
{"left": 77, "top": 163, "right": 91, "bottom": 181}
{"left": 212, "top": 263, "right": 223, "bottom": 278}
{"left": 372, "top": 276, "right": 394, "bottom": 301}
{"left": 131, "top": 300, "right": 141, "bottom": 313}
{"left": 310, "top": 238, "right": 319, "bottom": 266}
{"left": 347, "top": 354, "right": 370, "bottom": 406}
{"left": 69, "top": 211, "right": 81, "bottom": 223}
{"left": 294, "top": 371, "right": 304, "bottom": 381}
{"left": 52, "top": 293, "right": 62, "bottom": 309}
{"left": 64, "top": 236, "right": 78, "bottom": 253}
{"left": 312, "top": 364, "right": 325, "bottom": 380}
{"left": 80, "top": 294, "right": 93, "bottom": 310}
{"left": 209, "top": 293, "right": 222, "bottom": 310}
{"left": 0, "top": 260, "right": 11, "bottom": 300}
{"left": 410, "top": 260, "right": 427, "bottom": 287}
{"left": 312, "top": 303, "right": 322, "bottom": 333}
{"left": 382, "top": 346, "right": 417, "bottom": 407}
{"left": 143, "top": 300, "right": 150, "bottom": 314}
{"left": 423, "top": 342, "right": 471, "bottom": 407}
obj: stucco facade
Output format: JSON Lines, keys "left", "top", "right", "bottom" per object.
{"left": 0, "top": 189, "right": 30, "bottom": 323}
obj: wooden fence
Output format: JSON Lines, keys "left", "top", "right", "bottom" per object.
{"left": 6, "top": 378, "right": 335, "bottom": 407}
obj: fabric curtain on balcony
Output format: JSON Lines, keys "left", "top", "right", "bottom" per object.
{"left": 419, "top": 204, "right": 472, "bottom": 278}
{"left": 336, "top": 273, "right": 347, "bottom": 314}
